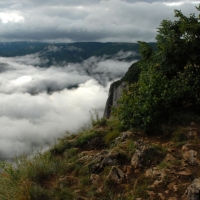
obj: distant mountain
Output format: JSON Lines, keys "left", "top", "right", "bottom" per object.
{"left": 0, "top": 41, "right": 156, "bottom": 66}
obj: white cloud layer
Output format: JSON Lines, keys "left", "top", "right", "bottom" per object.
{"left": 0, "top": 0, "right": 199, "bottom": 42}
{"left": 0, "top": 53, "right": 134, "bottom": 160}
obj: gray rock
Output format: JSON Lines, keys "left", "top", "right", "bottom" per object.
{"left": 131, "top": 140, "right": 149, "bottom": 168}
{"left": 115, "top": 131, "right": 133, "bottom": 145}
{"left": 103, "top": 81, "right": 126, "bottom": 118}
{"left": 88, "top": 151, "right": 119, "bottom": 174}
{"left": 185, "top": 178, "right": 200, "bottom": 200}
{"left": 106, "top": 166, "right": 126, "bottom": 183}
{"left": 183, "top": 150, "right": 198, "bottom": 166}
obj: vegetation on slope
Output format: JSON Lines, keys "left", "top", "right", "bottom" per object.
{"left": 115, "top": 5, "right": 200, "bottom": 134}
{"left": 1, "top": 113, "right": 200, "bottom": 199}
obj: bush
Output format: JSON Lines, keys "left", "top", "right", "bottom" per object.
{"left": 29, "top": 185, "right": 52, "bottom": 200}
{"left": 115, "top": 5, "right": 200, "bottom": 133}
{"left": 104, "top": 130, "right": 120, "bottom": 145}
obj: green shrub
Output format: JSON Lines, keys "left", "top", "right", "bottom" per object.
{"left": 80, "top": 176, "right": 90, "bottom": 186}
{"left": 115, "top": 6, "right": 200, "bottom": 133}
{"left": 171, "top": 127, "right": 188, "bottom": 147}
{"left": 74, "top": 129, "right": 106, "bottom": 149}
{"left": 63, "top": 148, "right": 79, "bottom": 159}
{"left": 50, "top": 138, "right": 73, "bottom": 155}
{"left": 21, "top": 153, "right": 59, "bottom": 184}
{"left": 133, "top": 176, "right": 154, "bottom": 199}
{"left": 158, "top": 161, "right": 169, "bottom": 169}
{"left": 126, "top": 140, "right": 136, "bottom": 158}
{"left": 141, "top": 145, "right": 167, "bottom": 166}
{"left": 29, "top": 185, "right": 52, "bottom": 200}
{"left": 53, "top": 188, "right": 75, "bottom": 200}
{"left": 104, "top": 130, "right": 120, "bottom": 145}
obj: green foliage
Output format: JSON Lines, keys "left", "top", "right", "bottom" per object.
{"left": 90, "top": 108, "right": 100, "bottom": 125}
{"left": 0, "top": 150, "right": 80, "bottom": 199}
{"left": 171, "top": 127, "right": 188, "bottom": 147}
{"left": 103, "top": 118, "right": 121, "bottom": 146}
{"left": 133, "top": 176, "right": 154, "bottom": 199}
{"left": 158, "top": 161, "right": 169, "bottom": 169}
{"left": 80, "top": 176, "right": 90, "bottom": 186}
{"left": 50, "top": 137, "right": 73, "bottom": 155}
{"left": 138, "top": 41, "right": 153, "bottom": 59}
{"left": 156, "top": 8, "right": 200, "bottom": 69}
{"left": 126, "top": 140, "right": 136, "bottom": 158}
{"left": 142, "top": 144, "right": 167, "bottom": 166}
{"left": 90, "top": 108, "right": 107, "bottom": 127}
{"left": 115, "top": 6, "right": 200, "bottom": 133}
{"left": 120, "top": 61, "right": 141, "bottom": 84}
{"left": 0, "top": 117, "right": 120, "bottom": 199}
{"left": 74, "top": 130, "right": 100, "bottom": 148}
{"left": 29, "top": 185, "right": 52, "bottom": 200}
{"left": 104, "top": 130, "right": 120, "bottom": 145}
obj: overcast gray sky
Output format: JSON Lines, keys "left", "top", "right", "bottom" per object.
{"left": 0, "top": 0, "right": 199, "bottom": 43}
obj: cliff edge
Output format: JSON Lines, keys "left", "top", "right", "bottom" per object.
{"left": 103, "top": 61, "right": 141, "bottom": 118}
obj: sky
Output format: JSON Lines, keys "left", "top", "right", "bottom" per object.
{"left": 0, "top": 0, "right": 199, "bottom": 160}
{"left": 0, "top": 0, "right": 199, "bottom": 43}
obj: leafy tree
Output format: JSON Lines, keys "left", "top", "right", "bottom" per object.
{"left": 115, "top": 5, "right": 200, "bottom": 133}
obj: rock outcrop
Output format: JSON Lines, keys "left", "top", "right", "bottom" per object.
{"left": 103, "top": 61, "right": 141, "bottom": 118}
{"left": 103, "top": 81, "right": 126, "bottom": 118}
{"left": 185, "top": 178, "right": 200, "bottom": 200}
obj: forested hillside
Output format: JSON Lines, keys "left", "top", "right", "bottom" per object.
{"left": 0, "top": 42, "right": 156, "bottom": 66}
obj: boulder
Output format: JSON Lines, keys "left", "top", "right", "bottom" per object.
{"left": 122, "top": 165, "right": 133, "bottom": 177}
{"left": 115, "top": 131, "right": 134, "bottom": 145}
{"left": 164, "top": 153, "right": 176, "bottom": 162}
{"left": 88, "top": 150, "right": 109, "bottom": 174}
{"left": 131, "top": 140, "right": 163, "bottom": 168}
{"left": 145, "top": 167, "right": 166, "bottom": 179}
{"left": 185, "top": 178, "right": 200, "bottom": 200}
{"left": 88, "top": 150, "right": 120, "bottom": 174}
{"left": 158, "top": 193, "right": 165, "bottom": 200}
{"left": 186, "top": 131, "right": 198, "bottom": 139}
{"left": 103, "top": 81, "right": 126, "bottom": 118}
{"left": 147, "top": 191, "right": 157, "bottom": 200}
{"left": 183, "top": 150, "right": 198, "bottom": 166}
{"left": 131, "top": 140, "right": 149, "bottom": 168}
{"left": 106, "top": 166, "right": 126, "bottom": 183}
{"left": 90, "top": 174, "right": 100, "bottom": 185}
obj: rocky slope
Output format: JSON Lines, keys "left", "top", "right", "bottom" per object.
{"left": 1, "top": 116, "right": 200, "bottom": 200}
{"left": 1, "top": 58, "right": 200, "bottom": 200}
{"left": 53, "top": 119, "right": 200, "bottom": 200}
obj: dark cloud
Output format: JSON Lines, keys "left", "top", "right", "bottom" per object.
{"left": 0, "top": 0, "right": 198, "bottom": 43}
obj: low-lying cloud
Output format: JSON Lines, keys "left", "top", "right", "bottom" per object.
{"left": 0, "top": 52, "right": 135, "bottom": 160}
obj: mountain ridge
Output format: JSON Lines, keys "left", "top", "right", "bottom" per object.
{"left": 0, "top": 41, "right": 156, "bottom": 66}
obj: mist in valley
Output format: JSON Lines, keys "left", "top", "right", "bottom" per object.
{"left": 0, "top": 52, "right": 136, "bottom": 160}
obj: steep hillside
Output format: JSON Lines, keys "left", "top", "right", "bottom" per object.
{"left": 1, "top": 116, "right": 200, "bottom": 200}
{"left": 103, "top": 61, "right": 141, "bottom": 118}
